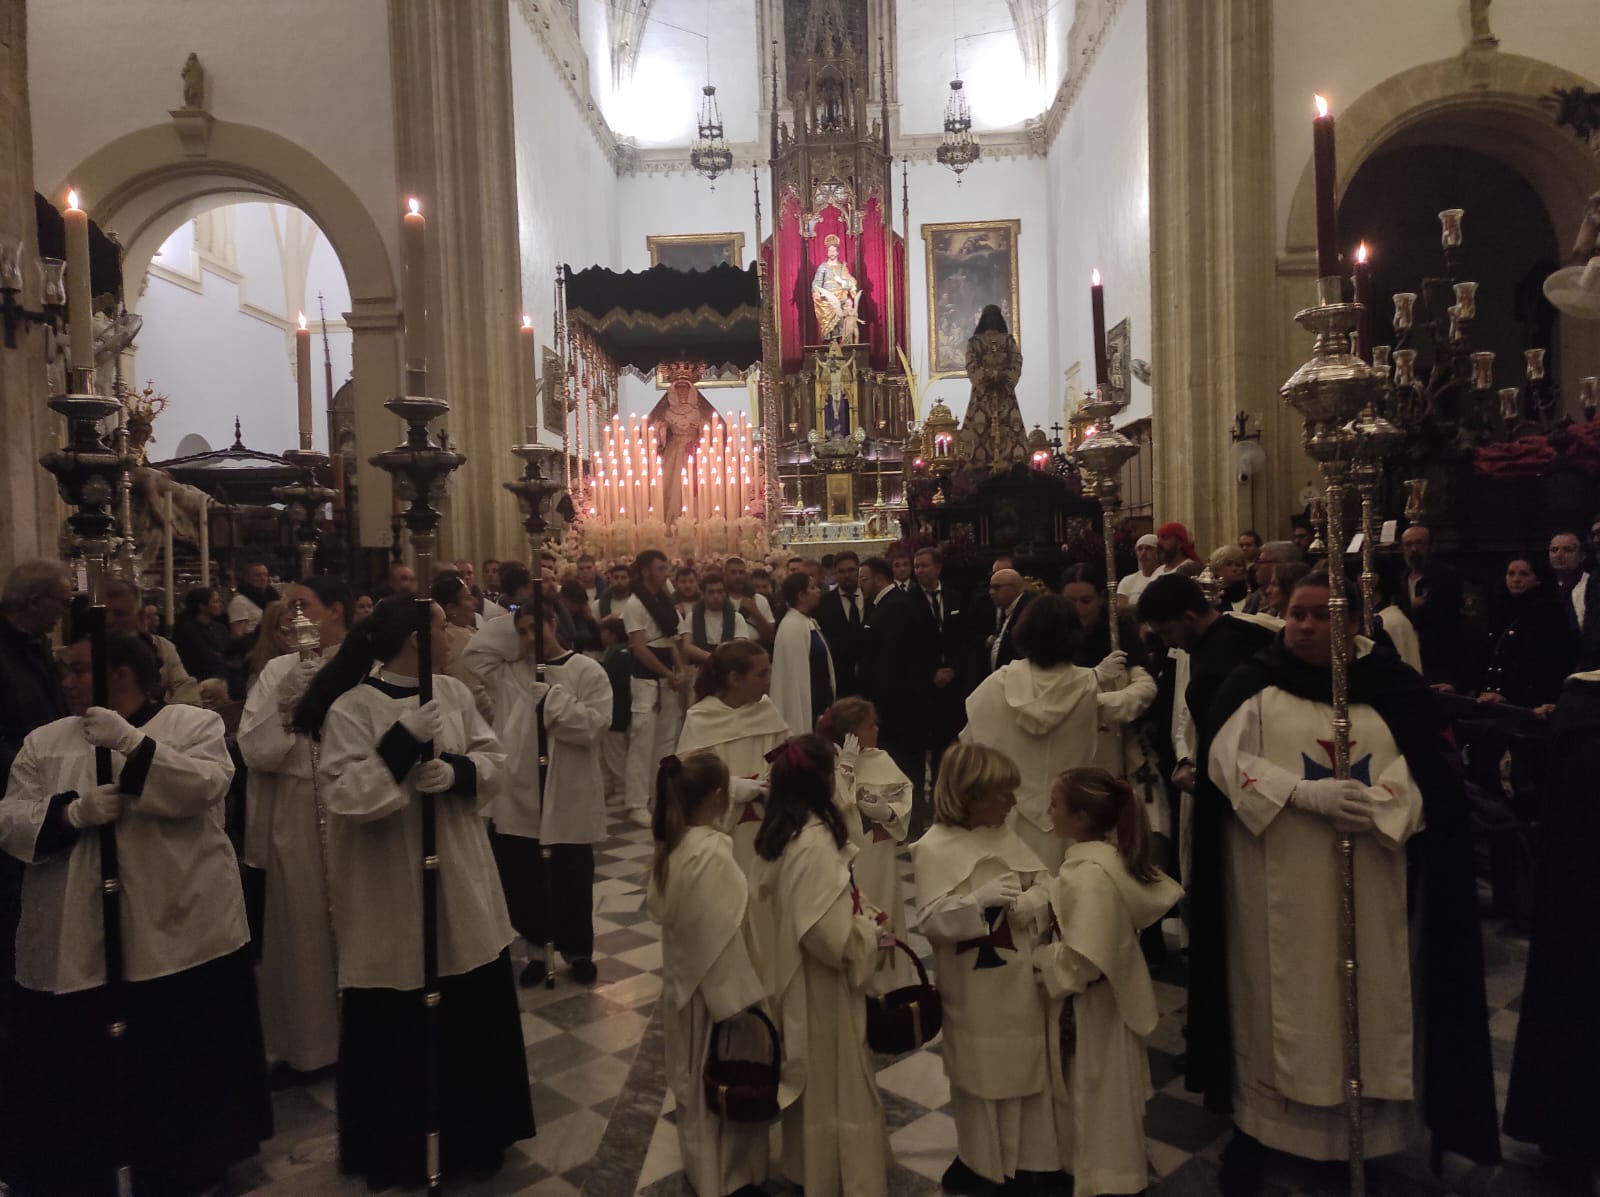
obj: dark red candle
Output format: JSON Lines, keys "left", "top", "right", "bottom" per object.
{"left": 1312, "top": 95, "right": 1339, "bottom": 278}
{"left": 1353, "top": 241, "right": 1372, "bottom": 363}
{"left": 1090, "top": 268, "right": 1108, "bottom": 386}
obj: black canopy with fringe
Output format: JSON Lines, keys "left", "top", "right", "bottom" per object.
{"left": 561, "top": 262, "right": 762, "bottom": 374}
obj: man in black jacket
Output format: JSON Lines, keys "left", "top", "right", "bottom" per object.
{"left": 984, "top": 567, "right": 1032, "bottom": 674}
{"left": 1392, "top": 524, "right": 1468, "bottom": 689}
{"left": 814, "top": 551, "right": 866, "bottom": 696}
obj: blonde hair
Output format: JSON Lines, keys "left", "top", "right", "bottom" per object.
{"left": 933, "top": 742, "right": 1021, "bottom": 828}
{"left": 1054, "top": 766, "right": 1159, "bottom": 882}
{"left": 818, "top": 696, "right": 874, "bottom": 745}
{"left": 651, "top": 750, "right": 730, "bottom": 893}
{"left": 248, "top": 598, "right": 296, "bottom": 683}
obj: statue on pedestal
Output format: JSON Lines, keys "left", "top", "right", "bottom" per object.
{"left": 811, "top": 234, "right": 860, "bottom": 343}
{"left": 649, "top": 363, "right": 719, "bottom": 524}
{"left": 958, "top": 304, "right": 1028, "bottom": 472}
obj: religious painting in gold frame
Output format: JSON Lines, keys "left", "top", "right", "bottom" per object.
{"left": 921, "top": 220, "right": 1021, "bottom": 380}
{"left": 647, "top": 232, "right": 749, "bottom": 389}
{"left": 541, "top": 347, "right": 565, "bottom": 431}
{"left": 825, "top": 473, "right": 854, "bottom": 522}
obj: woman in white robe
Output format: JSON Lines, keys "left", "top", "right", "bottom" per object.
{"left": 648, "top": 750, "right": 771, "bottom": 1197}
{"left": 298, "top": 595, "right": 534, "bottom": 1187}
{"left": 677, "top": 640, "right": 790, "bottom": 874}
{"left": 1036, "top": 767, "right": 1182, "bottom": 1197}
{"left": 820, "top": 696, "right": 915, "bottom": 993}
{"left": 752, "top": 735, "right": 889, "bottom": 1197}
{"left": 912, "top": 742, "right": 1058, "bottom": 1194}
{"left": 0, "top": 630, "right": 271, "bottom": 1197}
{"left": 236, "top": 575, "right": 349, "bottom": 1077}
{"left": 770, "top": 573, "right": 834, "bottom": 739}
{"left": 960, "top": 595, "right": 1104, "bottom": 871}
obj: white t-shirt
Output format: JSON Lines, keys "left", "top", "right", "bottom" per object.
{"left": 227, "top": 592, "right": 264, "bottom": 632}
{"left": 1116, "top": 568, "right": 1161, "bottom": 605}
{"left": 677, "top": 606, "right": 755, "bottom": 647}
{"left": 619, "top": 593, "right": 676, "bottom": 648}
{"left": 730, "top": 590, "right": 774, "bottom": 624}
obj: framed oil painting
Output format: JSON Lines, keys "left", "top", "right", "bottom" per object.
{"left": 1106, "top": 317, "right": 1131, "bottom": 412}
{"left": 647, "top": 232, "right": 749, "bottom": 388}
{"left": 541, "top": 346, "right": 566, "bottom": 431}
{"left": 922, "top": 220, "right": 1021, "bottom": 380}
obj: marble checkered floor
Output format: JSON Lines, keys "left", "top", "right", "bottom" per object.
{"left": 223, "top": 814, "right": 1569, "bottom": 1197}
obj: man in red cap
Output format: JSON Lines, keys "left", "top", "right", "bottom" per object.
{"left": 1156, "top": 521, "right": 1201, "bottom": 570}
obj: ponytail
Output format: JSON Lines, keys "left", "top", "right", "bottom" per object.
{"left": 695, "top": 639, "right": 768, "bottom": 704}
{"left": 650, "top": 750, "right": 729, "bottom": 893}
{"left": 291, "top": 594, "right": 418, "bottom": 736}
{"left": 1056, "top": 766, "right": 1159, "bottom": 883}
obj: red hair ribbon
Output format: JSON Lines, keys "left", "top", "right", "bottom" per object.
{"left": 764, "top": 739, "right": 816, "bottom": 772}
{"left": 818, "top": 707, "right": 835, "bottom": 732}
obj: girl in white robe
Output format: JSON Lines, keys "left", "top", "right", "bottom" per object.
{"left": 912, "top": 741, "right": 1059, "bottom": 1195}
{"left": 1036, "top": 767, "right": 1182, "bottom": 1197}
{"left": 752, "top": 734, "right": 890, "bottom": 1197}
{"left": 647, "top": 750, "right": 771, "bottom": 1197}
{"left": 297, "top": 595, "right": 534, "bottom": 1188}
{"left": 677, "top": 640, "right": 790, "bottom": 875}
{"left": 820, "top": 696, "right": 916, "bottom": 993}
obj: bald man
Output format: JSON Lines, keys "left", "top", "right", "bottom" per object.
{"left": 986, "top": 567, "right": 1032, "bottom": 672}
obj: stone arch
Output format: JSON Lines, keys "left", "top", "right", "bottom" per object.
{"left": 1285, "top": 51, "right": 1600, "bottom": 262}
{"left": 49, "top": 118, "right": 400, "bottom": 548}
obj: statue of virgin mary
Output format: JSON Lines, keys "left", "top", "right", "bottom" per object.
{"left": 811, "top": 234, "right": 860, "bottom": 343}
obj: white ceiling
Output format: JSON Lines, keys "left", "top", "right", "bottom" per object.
{"left": 574, "top": 0, "right": 1070, "bottom": 148}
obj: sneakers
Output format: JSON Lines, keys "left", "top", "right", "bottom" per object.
{"left": 626, "top": 807, "right": 653, "bottom": 829}
{"left": 569, "top": 957, "right": 598, "bottom": 984}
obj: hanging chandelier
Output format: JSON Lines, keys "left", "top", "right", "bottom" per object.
{"left": 690, "top": 82, "right": 734, "bottom": 186}
{"left": 936, "top": 77, "right": 980, "bottom": 180}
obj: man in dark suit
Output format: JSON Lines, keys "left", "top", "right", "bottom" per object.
{"left": 985, "top": 567, "right": 1032, "bottom": 673}
{"left": 1392, "top": 524, "right": 1468, "bottom": 690}
{"left": 858, "top": 556, "right": 926, "bottom": 813}
{"left": 815, "top": 550, "right": 867, "bottom": 696}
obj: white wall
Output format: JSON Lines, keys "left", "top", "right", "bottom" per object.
{"left": 1043, "top": 0, "right": 1151, "bottom": 425}
{"left": 1271, "top": 0, "right": 1600, "bottom": 248}
{"left": 132, "top": 202, "right": 353, "bottom": 459}
{"left": 28, "top": 0, "right": 400, "bottom": 273}
{"left": 511, "top": 5, "right": 622, "bottom": 436}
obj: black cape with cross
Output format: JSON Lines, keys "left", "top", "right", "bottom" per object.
{"left": 1185, "top": 635, "right": 1501, "bottom": 1166}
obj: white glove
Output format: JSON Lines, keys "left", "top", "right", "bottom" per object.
{"left": 81, "top": 707, "right": 145, "bottom": 755}
{"left": 837, "top": 732, "right": 861, "bottom": 772}
{"left": 414, "top": 757, "right": 456, "bottom": 794}
{"left": 1292, "top": 777, "right": 1374, "bottom": 833}
{"left": 855, "top": 792, "right": 894, "bottom": 822}
{"left": 730, "top": 777, "right": 765, "bottom": 804}
{"left": 1011, "top": 883, "right": 1052, "bottom": 922}
{"left": 399, "top": 699, "right": 444, "bottom": 744}
{"left": 1093, "top": 650, "right": 1128, "bottom": 685}
{"left": 970, "top": 874, "right": 1022, "bottom": 911}
{"left": 67, "top": 783, "right": 123, "bottom": 829}
{"left": 277, "top": 658, "right": 322, "bottom": 702}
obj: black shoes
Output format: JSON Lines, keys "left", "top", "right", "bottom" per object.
{"left": 943, "top": 1157, "right": 1004, "bottom": 1196}
{"left": 570, "top": 956, "right": 598, "bottom": 984}
{"left": 518, "top": 957, "right": 547, "bottom": 987}
{"left": 1217, "top": 1131, "right": 1265, "bottom": 1197}
{"left": 519, "top": 955, "right": 597, "bottom": 986}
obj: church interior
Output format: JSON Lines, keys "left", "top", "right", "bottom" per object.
{"left": 2, "top": 0, "right": 1599, "bottom": 1194}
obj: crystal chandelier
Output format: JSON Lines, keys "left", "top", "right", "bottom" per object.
{"left": 690, "top": 82, "right": 735, "bottom": 186}
{"left": 936, "top": 77, "right": 980, "bottom": 181}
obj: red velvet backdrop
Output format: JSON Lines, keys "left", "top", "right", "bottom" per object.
{"left": 775, "top": 192, "right": 805, "bottom": 372}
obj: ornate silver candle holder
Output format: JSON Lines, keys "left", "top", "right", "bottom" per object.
{"left": 369, "top": 394, "right": 466, "bottom": 586}
{"left": 1072, "top": 383, "right": 1140, "bottom": 653}
{"left": 273, "top": 448, "right": 337, "bottom": 581}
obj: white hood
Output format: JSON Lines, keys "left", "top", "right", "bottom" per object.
{"left": 998, "top": 660, "right": 1099, "bottom": 735}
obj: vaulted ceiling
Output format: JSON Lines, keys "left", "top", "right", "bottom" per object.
{"left": 580, "top": 0, "right": 1072, "bottom": 149}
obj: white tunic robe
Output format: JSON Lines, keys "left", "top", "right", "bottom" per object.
{"left": 1208, "top": 682, "right": 1425, "bottom": 1158}
{"left": 238, "top": 650, "right": 339, "bottom": 1070}
{"left": 1037, "top": 840, "right": 1182, "bottom": 1196}
{"left": 960, "top": 660, "right": 1101, "bottom": 871}
{"left": 834, "top": 747, "right": 915, "bottom": 993}
{"left": 0, "top": 704, "right": 245, "bottom": 993}
{"left": 317, "top": 675, "right": 513, "bottom": 991}
{"left": 912, "top": 822, "right": 1056, "bottom": 1184}
{"left": 771, "top": 609, "right": 834, "bottom": 739}
{"left": 648, "top": 826, "right": 771, "bottom": 1196}
{"left": 752, "top": 818, "right": 888, "bottom": 1197}
{"left": 497, "top": 651, "right": 613, "bottom": 844}
{"left": 676, "top": 695, "right": 790, "bottom": 875}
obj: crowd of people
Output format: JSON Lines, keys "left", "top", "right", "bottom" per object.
{"left": 0, "top": 511, "right": 1592, "bottom": 1196}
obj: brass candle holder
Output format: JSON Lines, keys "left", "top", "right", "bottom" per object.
{"left": 369, "top": 395, "right": 466, "bottom": 588}
{"left": 273, "top": 448, "right": 337, "bottom": 581}
{"left": 1280, "top": 274, "right": 1388, "bottom": 1197}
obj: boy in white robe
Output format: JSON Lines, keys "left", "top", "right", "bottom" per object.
{"left": 1036, "top": 767, "right": 1182, "bottom": 1197}
{"left": 752, "top": 735, "right": 890, "bottom": 1197}
{"left": 648, "top": 751, "right": 770, "bottom": 1197}
{"left": 912, "top": 741, "right": 1059, "bottom": 1195}
{"left": 821, "top": 697, "right": 916, "bottom": 992}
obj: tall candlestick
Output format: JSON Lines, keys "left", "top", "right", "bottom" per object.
{"left": 520, "top": 315, "right": 537, "bottom": 437}
{"left": 402, "top": 198, "right": 427, "bottom": 385}
{"left": 64, "top": 189, "right": 94, "bottom": 386}
{"left": 1312, "top": 95, "right": 1340, "bottom": 278}
{"left": 1090, "top": 268, "right": 1109, "bottom": 386}
{"left": 295, "top": 312, "right": 314, "bottom": 449}
{"left": 1352, "top": 243, "right": 1372, "bottom": 365}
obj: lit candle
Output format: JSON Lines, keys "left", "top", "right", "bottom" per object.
{"left": 520, "top": 314, "right": 537, "bottom": 437}
{"left": 1352, "top": 242, "right": 1372, "bottom": 364}
{"left": 63, "top": 189, "right": 94, "bottom": 385}
{"left": 296, "top": 312, "right": 313, "bottom": 450}
{"left": 1312, "top": 95, "right": 1340, "bottom": 278}
{"left": 401, "top": 198, "right": 427, "bottom": 381}
{"left": 1090, "top": 268, "right": 1108, "bottom": 386}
